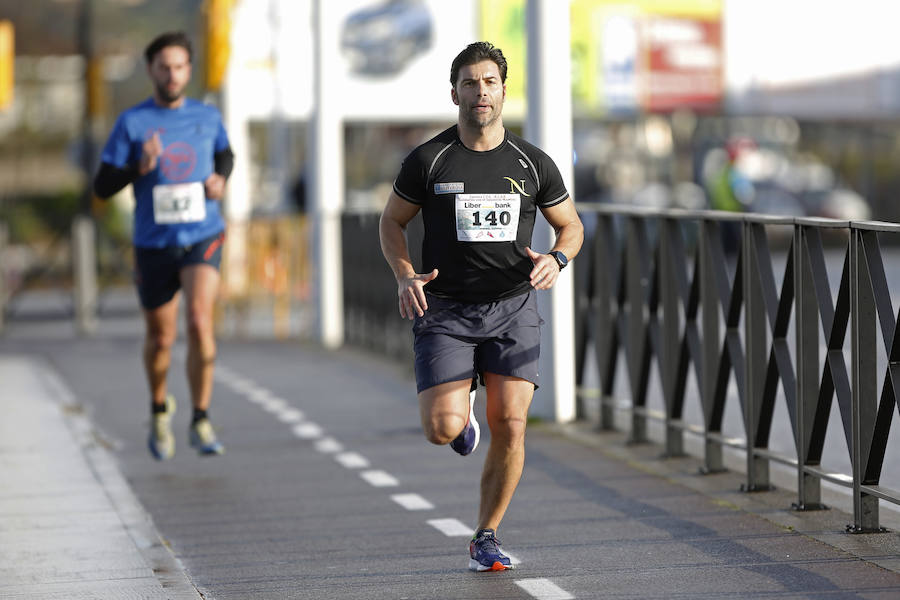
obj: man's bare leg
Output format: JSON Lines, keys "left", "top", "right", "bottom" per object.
{"left": 142, "top": 294, "right": 180, "bottom": 406}
{"left": 477, "top": 373, "right": 533, "bottom": 532}
{"left": 180, "top": 264, "right": 220, "bottom": 411}
{"left": 418, "top": 379, "right": 472, "bottom": 445}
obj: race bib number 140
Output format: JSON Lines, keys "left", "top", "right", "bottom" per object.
{"left": 455, "top": 194, "right": 520, "bottom": 242}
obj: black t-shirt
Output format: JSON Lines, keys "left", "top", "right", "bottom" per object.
{"left": 393, "top": 126, "right": 569, "bottom": 303}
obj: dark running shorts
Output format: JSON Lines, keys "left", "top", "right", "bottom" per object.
{"left": 412, "top": 290, "right": 543, "bottom": 393}
{"left": 133, "top": 231, "right": 225, "bottom": 309}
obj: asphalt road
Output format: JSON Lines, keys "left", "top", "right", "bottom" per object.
{"left": 6, "top": 320, "right": 900, "bottom": 599}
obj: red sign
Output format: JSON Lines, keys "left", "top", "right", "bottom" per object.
{"left": 642, "top": 17, "right": 723, "bottom": 112}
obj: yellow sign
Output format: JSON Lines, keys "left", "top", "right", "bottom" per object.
{"left": 0, "top": 20, "right": 14, "bottom": 110}
{"left": 204, "top": 0, "right": 235, "bottom": 92}
{"left": 479, "top": 0, "right": 527, "bottom": 118}
{"left": 480, "top": 0, "right": 722, "bottom": 116}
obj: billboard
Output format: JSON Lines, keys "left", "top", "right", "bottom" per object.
{"left": 481, "top": 0, "right": 723, "bottom": 117}
{"left": 227, "top": 0, "right": 479, "bottom": 121}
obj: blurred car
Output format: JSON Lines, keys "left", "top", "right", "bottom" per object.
{"left": 341, "top": 0, "right": 433, "bottom": 76}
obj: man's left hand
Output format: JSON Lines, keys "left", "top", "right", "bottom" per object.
{"left": 204, "top": 173, "right": 226, "bottom": 200}
{"left": 526, "top": 246, "right": 561, "bottom": 290}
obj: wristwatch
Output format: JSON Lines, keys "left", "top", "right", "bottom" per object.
{"left": 548, "top": 250, "right": 568, "bottom": 270}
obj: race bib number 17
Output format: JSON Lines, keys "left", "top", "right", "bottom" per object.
{"left": 455, "top": 194, "right": 520, "bottom": 242}
{"left": 152, "top": 182, "right": 206, "bottom": 224}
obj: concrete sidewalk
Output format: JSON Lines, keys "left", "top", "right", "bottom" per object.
{"left": 0, "top": 355, "right": 200, "bottom": 599}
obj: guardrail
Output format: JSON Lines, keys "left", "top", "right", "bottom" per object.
{"left": 574, "top": 204, "right": 900, "bottom": 533}
{"left": 340, "top": 205, "right": 900, "bottom": 532}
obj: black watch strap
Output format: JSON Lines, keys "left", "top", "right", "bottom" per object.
{"left": 549, "top": 250, "right": 568, "bottom": 270}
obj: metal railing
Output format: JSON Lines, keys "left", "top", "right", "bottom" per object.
{"left": 574, "top": 204, "right": 900, "bottom": 532}
{"left": 340, "top": 204, "right": 900, "bottom": 532}
{"left": 341, "top": 211, "right": 421, "bottom": 361}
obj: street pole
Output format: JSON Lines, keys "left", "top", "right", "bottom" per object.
{"left": 526, "top": 0, "right": 576, "bottom": 422}
{"left": 309, "top": 0, "right": 344, "bottom": 349}
{"left": 73, "top": 0, "right": 97, "bottom": 335}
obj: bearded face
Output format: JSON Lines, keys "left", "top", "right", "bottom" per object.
{"left": 452, "top": 60, "right": 506, "bottom": 130}
{"left": 148, "top": 45, "right": 192, "bottom": 105}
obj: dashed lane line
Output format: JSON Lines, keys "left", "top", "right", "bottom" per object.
{"left": 217, "top": 368, "right": 569, "bottom": 596}
{"left": 515, "top": 579, "right": 575, "bottom": 600}
{"left": 314, "top": 437, "right": 344, "bottom": 453}
{"left": 427, "top": 518, "right": 473, "bottom": 537}
{"left": 335, "top": 452, "right": 371, "bottom": 469}
{"left": 292, "top": 422, "right": 324, "bottom": 439}
{"left": 360, "top": 470, "right": 399, "bottom": 487}
{"left": 261, "top": 398, "right": 288, "bottom": 413}
{"left": 391, "top": 494, "right": 434, "bottom": 511}
{"left": 276, "top": 408, "right": 305, "bottom": 423}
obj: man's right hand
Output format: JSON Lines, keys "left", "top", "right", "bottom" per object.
{"left": 138, "top": 132, "right": 163, "bottom": 176}
{"left": 397, "top": 269, "right": 438, "bottom": 319}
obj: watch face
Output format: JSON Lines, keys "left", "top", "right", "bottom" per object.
{"left": 551, "top": 251, "right": 567, "bottom": 268}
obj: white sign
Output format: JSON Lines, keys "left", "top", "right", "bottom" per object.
{"left": 228, "top": 0, "right": 478, "bottom": 121}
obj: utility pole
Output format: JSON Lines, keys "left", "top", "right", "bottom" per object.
{"left": 309, "top": 0, "right": 344, "bottom": 349}
{"left": 73, "top": 0, "right": 98, "bottom": 335}
{"left": 526, "top": 0, "right": 576, "bottom": 422}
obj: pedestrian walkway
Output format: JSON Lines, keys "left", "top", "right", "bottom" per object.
{"left": 0, "top": 355, "right": 200, "bottom": 599}
{"left": 3, "top": 331, "right": 900, "bottom": 598}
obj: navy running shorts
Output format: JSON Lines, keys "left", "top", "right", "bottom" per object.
{"left": 412, "top": 290, "right": 543, "bottom": 393}
{"left": 133, "top": 231, "right": 225, "bottom": 309}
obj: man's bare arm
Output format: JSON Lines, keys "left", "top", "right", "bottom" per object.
{"left": 379, "top": 191, "right": 438, "bottom": 319}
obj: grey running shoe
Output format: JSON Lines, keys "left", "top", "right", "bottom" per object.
{"left": 148, "top": 394, "right": 176, "bottom": 461}
{"left": 189, "top": 418, "right": 225, "bottom": 455}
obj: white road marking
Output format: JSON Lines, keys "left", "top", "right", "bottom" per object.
{"left": 223, "top": 369, "right": 556, "bottom": 594}
{"left": 314, "top": 437, "right": 343, "bottom": 453}
{"left": 245, "top": 385, "right": 271, "bottom": 399}
{"left": 261, "top": 397, "right": 288, "bottom": 412}
{"left": 335, "top": 452, "right": 370, "bottom": 469}
{"left": 292, "top": 422, "right": 323, "bottom": 439}
{"left": 426, "top": 518, "right": 473, "bottom": 537}
{"left": 276, "top": 408, "right": 305, "bottom": 423}
{"left": 228, "top": 378, "right": 254, "bottom": 393}
{"left": 360, "top": 470, "right": 399, "bottom": 487}
{"left": 514, "top": 578, "right": 574, "bottom": 600}
{"left": 246, "top": 389, "right": 271, "bottom": 403}
{"left": 391, "top": 493, "right": 434, "bottom": 511}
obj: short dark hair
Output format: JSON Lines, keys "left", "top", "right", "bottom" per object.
{"left": 450, "top": 41, "right": 507, "bottom": 87}
{"left": 144, "top": 31, "right": 193, "bottom": 64}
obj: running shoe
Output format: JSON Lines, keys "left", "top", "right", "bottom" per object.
{"left": 449, "top": 388, "right": 480, "bottom": 456}
{"left": 148, "top": 394, "right": 176, "bottom": 461}
{"left": 189, "top": 418, "right": 225, "bottom": 455}
{"left": 469, "top": 528, "right": 514, "bottom": 572}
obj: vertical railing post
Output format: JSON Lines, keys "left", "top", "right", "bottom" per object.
{"left": 699, "top": 219, "right": 724, "bottom": 473}
{"left": 595, "top": 213, "right": 618, "bottom": 430}
{"left": 743, "top": 220, "right": 770, "bottom": 491}
{"left": 794, "top": 223, "right": 824, "bottom": 509}
{"left": 625, "top": 216, "right": 648, "bottom": 443}
{"left": 850, "top": 226, "right": 880, "bottom": 531}
{"left": 660, "top": 217, "right": 683, "bottom": 457}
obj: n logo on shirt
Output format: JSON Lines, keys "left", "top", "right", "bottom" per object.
{"left": 504, "top": 177, "right": 529, "bottom": 197}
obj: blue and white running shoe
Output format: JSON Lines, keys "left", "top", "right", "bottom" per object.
{"left": 469, "top": 528, "right": 514, "bottom": 572}
{"left": 449, "top": 388, "right": 480, "bottom": 456}
{"left": 189, "top": 418, "right": 225, "bottom": 455}
{"left": 148, "top": 394, "right": 176, "bottom": 460}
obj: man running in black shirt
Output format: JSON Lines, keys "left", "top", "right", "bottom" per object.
{"left": 379, "top": 41, "right": 584, "bottom": 571}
